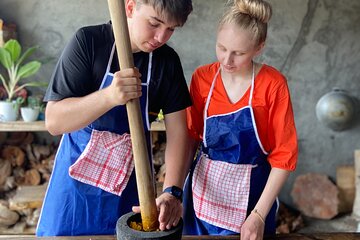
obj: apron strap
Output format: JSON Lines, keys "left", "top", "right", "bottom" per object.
{"left": 203, "top": 67, "right": 220, "bottom": 147}
{"left": 203, "top": 63, "right": 255, "bottom": 147}
{"left": 143, "top": 52, "right": 153, "bottom": 130}
{"left": 98, "top": 43, "right": 153, "bottom": 131}
{"left": 248, "top": 63, "right": 255, "bottom": 106}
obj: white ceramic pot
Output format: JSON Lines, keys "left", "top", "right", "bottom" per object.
{"left": 20, "top": 107, "right": 40, "bottom": 122}
{"left": 0, "top": 101, "right": 19, "bottom": 122}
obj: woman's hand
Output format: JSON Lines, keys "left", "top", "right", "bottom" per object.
{"left": 132, "top": 192, "right": 182, "bottom": 231}
{"left": 240, "top": 212, "right": 265, "bottom": 240}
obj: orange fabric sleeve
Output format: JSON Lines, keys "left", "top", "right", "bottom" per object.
{"left": 263, "top": 70, "right": 298, "bottom": 171}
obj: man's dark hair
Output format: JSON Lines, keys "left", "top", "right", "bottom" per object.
{"left": 137, "top": 0, "right": 193, "bottom": 26}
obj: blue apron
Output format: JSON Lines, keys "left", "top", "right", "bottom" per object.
{"left": 36, "top": 45, "right": 153, "bottom": 236}
{"left": 183, "top": 64, "right": 278, "bottom": 235}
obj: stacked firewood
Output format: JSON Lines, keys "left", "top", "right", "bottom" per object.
{"left": 152, "top": 131, "right": 166, "bottom": 197}
{"left": 0, "top": 132, "right": 56, "bottom": 234}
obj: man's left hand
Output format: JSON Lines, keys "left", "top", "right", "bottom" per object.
{"left": 132, "top": 192, "right": 182, "bottom": 231}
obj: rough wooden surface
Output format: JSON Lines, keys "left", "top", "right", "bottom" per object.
{"left": 0, "top": 233, "right": 359, "bottom": 240}
{"left": 8, "top": 184, "right": 47, "bottom": 211}
{"left": 353, "top": 150, "right": 360, "bottom": 218}
{"left": 0, "top": 121, "right": 46, "bottom": 132}
{"left": 0, "top": 121, "right": 164, "bottom": 132}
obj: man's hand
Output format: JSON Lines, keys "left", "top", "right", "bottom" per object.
{"left": 132, "top": 192, "right": 182, "bottom": 231}
{"left": 106, "top": 67, "right": 142, "bottom": 106}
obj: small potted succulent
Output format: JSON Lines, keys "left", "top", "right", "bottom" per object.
{"left": 18, "top": 95, "right": 44, "bottom": 122}
{"left": 0, "top": 39, "right": 47, "bottom": 121}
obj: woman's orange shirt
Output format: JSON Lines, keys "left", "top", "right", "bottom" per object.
{"left": 187, "top": 62, "right": 298, "bottom": 171}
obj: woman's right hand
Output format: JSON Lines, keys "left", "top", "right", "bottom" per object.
{"left": 106, "top": 67, "right": 142, "bottom": 106}
{"left": 240, "top": 212, "right": 265, "bottom": 240}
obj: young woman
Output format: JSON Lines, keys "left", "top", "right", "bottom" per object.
{"left": 183, "top": 0, "right": 298, "bottom": 239}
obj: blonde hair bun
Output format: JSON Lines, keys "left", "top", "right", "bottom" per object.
{"left": 231, "top": 0, "right": 272, "bottom": 24}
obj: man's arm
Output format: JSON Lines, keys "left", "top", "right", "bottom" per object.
{"left": 163, "top": 109, "right": 192, "bottom": 189}
{"left": 154, "top": 109, "right": 194, "bottom": 230}
{"left": 45, "top": 68, "right": 142, "bottom": 135}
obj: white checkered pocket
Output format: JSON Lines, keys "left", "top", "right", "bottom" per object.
{"left": 192, "top": 154, "right": 254, "bottom": 233}
{"left": 69, "top": 130, "right": 134, "bottom": 196}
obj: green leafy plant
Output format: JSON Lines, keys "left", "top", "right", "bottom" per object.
{"left": 17, "top": 95, "right": 44, "bottom": 109}
{"left": 0, "top": 39, "right": 47, "bottom": 102}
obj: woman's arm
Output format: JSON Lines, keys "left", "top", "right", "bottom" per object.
{"left": 240, "top": 168, "right": 290, "bottom": 240}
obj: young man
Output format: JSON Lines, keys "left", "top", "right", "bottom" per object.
{"left": 36, "top": 0, "right": 193, "bottom": 236}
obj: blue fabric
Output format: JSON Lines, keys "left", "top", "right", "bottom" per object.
{"left": 183, "top": 106, "right": 277, "bottom": 236}
{"left": 36, "top": 73, "right": 152, "bottom": 236}
{"left": 205, "top": 107, "right": 264, "bottom": 164}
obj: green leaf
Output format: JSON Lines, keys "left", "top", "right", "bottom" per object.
{"left": 17, "top": 61, "right": 41, "bottom": 79}
{"left": 17, "top": 46, "right": 38, "bottom": 66}
{"left": 21, "top": 82, "right": 48, "bottom": 88}
{"left": 4, "top": 39, "right": 21, "bottom": 62}
{"left": 0, "top": 48, "right": 12, "bottom": 69}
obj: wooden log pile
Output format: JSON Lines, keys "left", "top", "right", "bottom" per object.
{"left": 0, "top": 132, "right": 56, "bottom": 234}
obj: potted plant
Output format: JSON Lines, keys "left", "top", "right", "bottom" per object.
{"left": 0, "top": 39, "right": 47, "bottom": 121}
{"left": 18, "top": 95, "right": 44, "bottom": 122}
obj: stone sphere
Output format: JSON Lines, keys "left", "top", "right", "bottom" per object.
{"left": 315, "top": 89, "right": 355, "bottom": 131}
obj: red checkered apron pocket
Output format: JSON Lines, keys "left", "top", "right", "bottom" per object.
{"left": 192, "top": 154, "right": 254, "bottom": 233}
{"left": 69, "top": 129, "right": 134, "bottom": 196}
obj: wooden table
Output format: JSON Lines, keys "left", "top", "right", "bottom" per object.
{"left": 0, "top": 233, "right": 359, "bottom": 240}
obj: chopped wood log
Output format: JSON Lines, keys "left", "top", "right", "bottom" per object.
{"left": 32, "top": 144, "right": 52, "bottom": 161}
{"left": 352, "top": 150, "right": 360, "bottom": 219}
{"left": 5, "top": 132, "right": 34, "bottom": 146}
{"left": 153, "top": 142, "right": 166, "bottom": 166}
{"left": 291, "top": 173, "right": 340, "bottom": 219}
{"left": 276, "top": 202, "right": 304, "bottom": 234}
{"left": 0, "top": 204, "right": 19, "bottom": 227}
{"left": 9, "top": 184, "right": 47, "bottom": 211}
{"left": 2, "top": 176, "right": 16, "bottom": 192}
{"left": 11, "top": 221, "right": 26, "bottom": 233}
{"left": 12, "top": 168, "right": 25, "bottom": 186}
{"left": 24, "top": 169, "right": 41, "bottom": 186}
{"left": 336, "top": 165, "right": 355, "bottom": 213}
{"left": 24, "top": 144, "right": 37, "bottom": 165}
{"left": 155, "top": 164, "right": 166, "bottom": 183}
{"left": 0, "top": 133, "right": 6, "bottom": 146}
{"left": 1, "top": 146, "right": 25, "bottom": 167}
{"left": 25, "top": 208, "right": 40, "bottom": 227}
{"left": 0, "top": 159, "right": 12, "bottom": 186}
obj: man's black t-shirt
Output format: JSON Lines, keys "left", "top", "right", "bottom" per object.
{"left": 45, "top": 22, "right": 191, "bottom": 120}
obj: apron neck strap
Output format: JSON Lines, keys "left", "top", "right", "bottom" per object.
{"left": 248, "top": 63, "right": 255, "bottom": 106}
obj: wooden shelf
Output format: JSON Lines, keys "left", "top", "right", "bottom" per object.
{"left": 0, "top": 121, "right": 46, "bottom": 132}
{"left": 0, "top": 121, "right": 165, "bottom": 132}
{"left": 150, "top": 120, "right": 165, "bottom": 131}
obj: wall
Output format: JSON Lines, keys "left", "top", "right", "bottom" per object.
{"left": 0, "top": 0, "right": 360, "bottom": 207}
